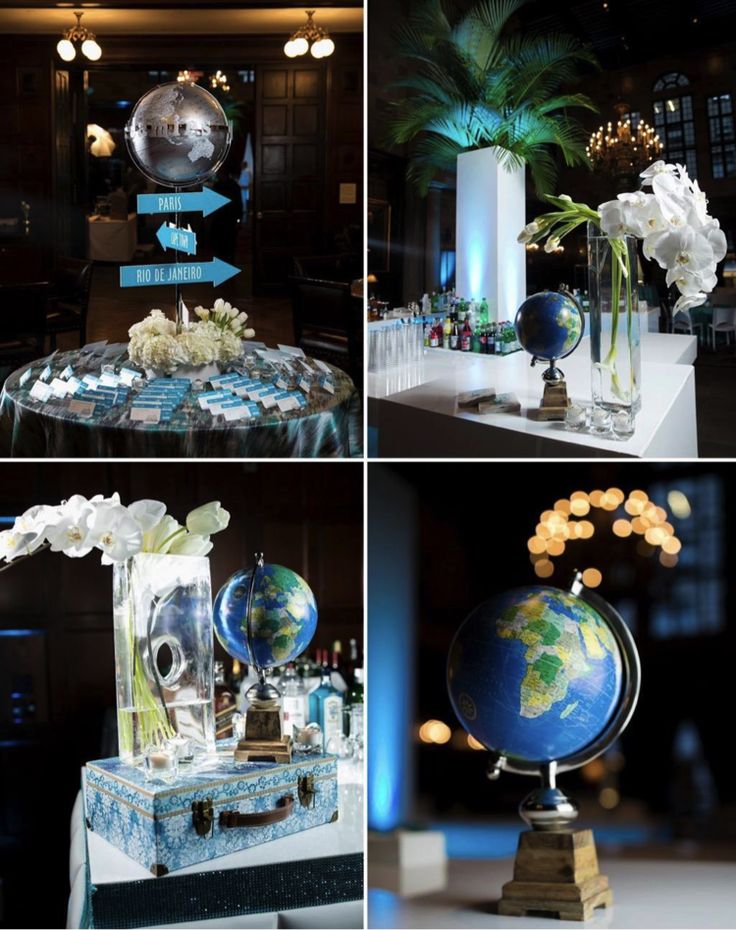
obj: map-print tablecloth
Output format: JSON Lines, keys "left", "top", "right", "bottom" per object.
{"left": 0, "top": 345, "right": 360, "bottom": 458}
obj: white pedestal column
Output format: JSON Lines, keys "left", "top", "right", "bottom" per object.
{"left": 455, "top": 148, "right": 526, "bottom": 320}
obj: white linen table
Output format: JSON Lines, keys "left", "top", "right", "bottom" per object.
{"left": 87, "top": 213, "right": 137, "bottom": 262}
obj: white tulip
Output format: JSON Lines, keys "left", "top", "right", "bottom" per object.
{"left": 46, "top": 494, "right": 95, "bottom": 557}
{"left": 168, "top": 533, "right": 213, "bottom": 556}
{"left": 186, "top": 501, "right": 230, "bottom": 536}
{"left": 91, "top": 503, "right": 143, "bottom": 565}
{"left": 517, "top": 221, "right": 540, "bottom": 244}
{"left": 128, "top": 499, "right": 167, "bottom": 533}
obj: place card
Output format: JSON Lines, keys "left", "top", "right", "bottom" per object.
{"left": 220, "top": 399, "right": 250, "bottom": 421}
{"left": 30, "top": 380, "right": 52, "bottom": 402}
{"left": 298, "top": 377, "right": 312, "bottom": 394}
{"left": 130, "top": 406, "right": 162, "bottom": 424}
{"left": 275, "top": 377, "right": 289, "bottom": 391}
{"left": 19, "top": 369, "right": 32, "bottom": 387}
{"left": 80, "top": 340, "right": 108, "bottom": 355}
{"left": 321, "top": 379, "right": 335, "bottom": 395}
{"left": 66, "top": 377, "right": 83, "bottom": 396}
{"left": 82, "top": 374, "right": 100, "bottom": 390}
{"left": 99, "top": 371, "right": 121, "bottom": 388}
{"left": 50, "top": 377, "right": 70, "bottom": 398}
{"left": 277, "top": 344, "right": 307, "bottom": 358}
{"left": 313, "top": 359, "right": 332, "bottom": 374}
{"left": 291, "top": 392, "right": 308, "bottom": 408}
{"left": 39, "top": 364, "right": 52, "bottom": 382}
{"left": 198, "top": 390, "right": 232, "bottom": 410}
{"left": 67, "top": 398, "right": 96, "bottom": 418}
{"left": 60, "top": 364, "right": 74, "bottom": 380}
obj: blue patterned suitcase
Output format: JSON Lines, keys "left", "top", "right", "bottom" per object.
{"left": 83, "top": 751, "right": 339, "bottom": 875}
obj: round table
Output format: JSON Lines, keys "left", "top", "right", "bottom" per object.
{"left": 0, "top": 346, "right": 359, "bottom": 458}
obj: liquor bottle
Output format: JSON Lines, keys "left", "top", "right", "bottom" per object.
{"left": 281, "top": 662, "right": 307, "bottom": 737}
{"left": 430, "top": 321, "right": 440, "bottom": 348}
{"left": 423, "top": 320, "right": 431, "bottom": 348}
{"left": 489, "top": 323, "right": 496, "bottom": 355}
{"left": 228, "top": 658, "right": 243, "bottom": 694}
{"left": 443, "top": 316, "right": 452, "bottom": 349}
{"left": 450, "top": 321, "right": 460, "bottom": 350}
{"left": 479, "top": 323, "right": 488, "bottom": 354}
{"left": 214, "top": 661, "right": 237, "bottom": 739}
{"left": 461, "top": 319, "right": 472, "bottom": 352}
{"left": 472, "top": 324, "right": 481, "bottom": 353}
{"left": 345, "top": 637, "right": 360, "bottom": 687}
{"left": 457, "top": 301, "right": 466, "bottom": 324}
{"left": 344, "top": 667, "right": 364, "bottom": 739}
{"left": 308, "top": 659, "right": 344, "bottom": 751}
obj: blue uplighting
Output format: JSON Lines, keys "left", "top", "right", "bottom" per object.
{"left": 0, "top": 629, "right": 43, "bottom": 637}
{"left": 368, "top": 470, "right": 416, "bottom": 831}
{"left": 0, "top": 516, "right": 15, "bottom": 524}
{"left": 440, "top": 250, "right": 456, "bottom": 289}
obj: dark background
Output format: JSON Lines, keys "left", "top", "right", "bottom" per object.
{"left": 369, "top": 462, "right": 735, "bottom": 860}
{"left": 0, "top": 461, "right": 363, "bottom": 928}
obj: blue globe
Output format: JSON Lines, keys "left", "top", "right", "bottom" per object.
{"left": 514, "top": 291, "right": 584, "bottom": 362}
{"left": 447, "top": 586, "right": 623, "bottom": 764}
{"left": 214, "top": 563, "right": 317, "bottom": 668}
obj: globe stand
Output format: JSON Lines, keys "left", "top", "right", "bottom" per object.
{"left": 234, "top": 677, "right": 292, "bottom": 764}
{"left": 498, "top": 764, "right": 613, "bottom": 921}
{"left": 529, "top": 360, "right": 570, "bottom": 421}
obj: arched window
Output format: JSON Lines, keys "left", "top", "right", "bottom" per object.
{"left": 652, "top": 72, "right": 697, "bottom": 178}
{"left": 708, "top": 94, "right": 735, "bottom": 178}
{"left": 653, "top": 72, "right": 690, "bottom": 93}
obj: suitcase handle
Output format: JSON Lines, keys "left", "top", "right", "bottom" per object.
{"left": 219, "top": 794, "right": 295, "bottom": 828}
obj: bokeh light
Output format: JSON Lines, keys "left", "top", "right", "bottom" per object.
{"left": 582, "top": 568, "right": 602, "bottom": 588}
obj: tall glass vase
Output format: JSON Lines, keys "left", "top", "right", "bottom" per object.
{"left": 588, "top": 224, "right": 641, "bottom": 413}
{"left": 112, "top": 553, "right": 215, "bottom": 764}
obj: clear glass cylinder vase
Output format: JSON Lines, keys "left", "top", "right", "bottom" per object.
{"left": 588, "top": 224, "right": 641, "bottom": 413}
{"left": 112, "top": 552, "right": 215, "bottom": 764}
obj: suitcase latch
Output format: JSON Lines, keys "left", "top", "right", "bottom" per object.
{"left": 298, "top": 774, "right": 317, "bottom": 808}
{"left": 192, "top": 798, "right": 214, "bottom": 838}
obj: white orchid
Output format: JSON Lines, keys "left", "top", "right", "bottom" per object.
{"left": 91, "top": 502, "right": 143, "bottom": 565}
{"left": 639, "top": 160, "right": 677, "bottom": 186}
{"left": 645, "top": 226, "right": 715, "bottom": 275}
{"left": 0, "top": 493, "right": 231, "bottom": 572}
{"left": 674, "top": 291, "right": 709, "bottom": 314}
{"left": 46, "top": 495, "right": 96, "bottom": 558}
{"left": 186, "top": 501, "right": 230, "bottom": 536}
{"left": 598, "top": 200, "right": 627, "bottom": 239}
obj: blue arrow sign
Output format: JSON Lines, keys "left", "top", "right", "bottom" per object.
{"left": 156, "top": 223, "right": 197, "bottom": 255}
{"left": 137, "top": 188, "right": 230, "bottom": 218}
{"left": 120, "top": 258, "right": 240, "bottom": 288}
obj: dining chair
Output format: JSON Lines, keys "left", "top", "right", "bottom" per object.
{"left": 708, "top": 306, "right": 736, "bottom": 350}
{"left": 46, "top": 257, "right": 93, "bottom": 349}
{"left": 673, "top": 308, "right": 704, "bottom": 343}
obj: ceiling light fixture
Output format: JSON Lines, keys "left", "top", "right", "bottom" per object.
{"left": 284, "top": 10, "right": 335, "bottom": 59}
{"left": 57, "top": 11, "right": 102, "bottom": 63}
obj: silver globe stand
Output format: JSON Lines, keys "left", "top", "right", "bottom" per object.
{"left": 487, "top": 572, "right": 640, "bottom": 920}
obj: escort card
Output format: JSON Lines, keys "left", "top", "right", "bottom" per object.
{"left": 298, "top": 377, "right": 312, "bottom": 394}
{"left": 322, "top": 379, "right": 335, "bottom": 395}
{"left": 275, "top": 377, "right": 289, "bottom": 390}
{"left": 30, "top": 380, "right": 52, "bottom": 402}
{"left": 82, "top": 374, "right": 100, "bottom": 390}
{"left": 118, "top": 367, "right": 141, "bottom": 387}
{"left": 99, "top": 372, "right": 121, "bottom": 388}
{"left": 60, "top": 364, "right": 74, "bottom": 380}
{"left": 275, "top": 392, "right": 300, "bottom": 413}
{"left": 19, "top": 369, "right": 32, "bottom": 387}
{"left": 39, "top": 364, "right": 52, "bottom": 382}
{"left": 66, "top": 377, "right": 83, "bottom": 395}
{"left": 50, "top": 377, "right": 70, "bottom": 398}
{"left": 313, "top": 359, "right": 332, "bottom": 374}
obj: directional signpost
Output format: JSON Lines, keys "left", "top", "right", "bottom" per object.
{"left": 120, "top": 185, "right": 240, "bottom": 329}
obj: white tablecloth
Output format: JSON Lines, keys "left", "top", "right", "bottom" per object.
{"left": 87, "top": 213, "right": 137, "bottom": 262}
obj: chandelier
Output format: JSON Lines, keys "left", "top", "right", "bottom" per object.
{"left": 284, "top": 10, "right": 335, "bottom": 59}
{"left": 587, "top": 103, "right": 662, "bottom": 178}
{"left": 56, "top": 11, "right": 102, "bottom": 62}
{"left": 210, "top": 70, "right": 230, "bottom": 93}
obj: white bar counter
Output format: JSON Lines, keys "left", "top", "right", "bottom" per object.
{"left": 368, "top": 333, "right": 697, "bottom": 459}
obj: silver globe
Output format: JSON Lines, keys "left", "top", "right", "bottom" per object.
{"left": 125, "top": 82, "right": 232, "bottom": 188}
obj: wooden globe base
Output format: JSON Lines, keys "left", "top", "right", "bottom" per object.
{"left": 234, "top": 705, "right": 292, "bottom": 763}
{"left": 529, "top": 380, "right": 570, "bottom": 421}
{"left": 498, "top": 829, "right": 612, "bottom": 921}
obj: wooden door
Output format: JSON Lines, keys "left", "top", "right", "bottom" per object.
{"left": 254, "top": 62, "right": 325, "bottom": 294}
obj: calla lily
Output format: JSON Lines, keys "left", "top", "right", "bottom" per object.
{"left": 142, "top": 515, "right": 184, "bottom": 554}
{"left": 168, "top": 533, "right": 213, "bottom": 556}
{"left": 128, "top": 499, "right": 167, "bottom": 534}
{"left": 186, "top": 501, "right": 230, "bottom": 536}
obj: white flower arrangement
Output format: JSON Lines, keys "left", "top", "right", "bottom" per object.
{"left": 519, "top": 160, "right": 727, "bottom": 315}
{"left": 127, "top": 300, "right": 256, "bottom": 374}
{"left": 0, "top": 495, "right": 230, "bottom": 569}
